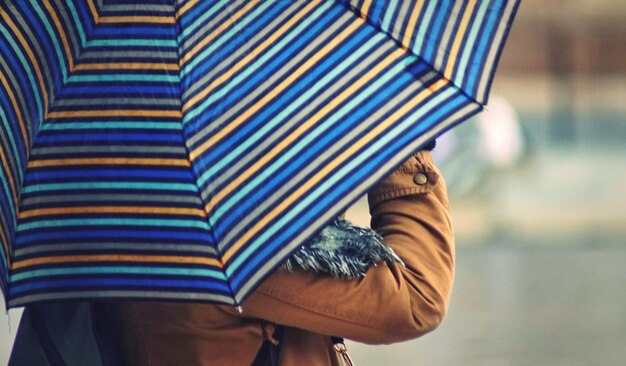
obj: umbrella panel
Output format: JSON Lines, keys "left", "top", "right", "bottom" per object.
{"left": 0, "top": 0, "right": 519, "bottom": 307}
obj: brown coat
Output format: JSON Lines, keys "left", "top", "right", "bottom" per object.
{"left": 103, "top": 150, "right": 455, "bottom": 366}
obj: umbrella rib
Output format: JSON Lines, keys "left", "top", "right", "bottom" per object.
{"left": 172, "top": 4, "right": 233, "bottom": 298}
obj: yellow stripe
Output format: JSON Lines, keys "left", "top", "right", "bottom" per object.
{"left": 0, "top": 71, "right": 27, "bottom": 207}
{"left": 179, "top": 1, "right": 260, "bottom": 69}
{"left": 204, "top": 42, "right": 404, "bottom": 216}
{"left": 361, "top": 0, "right": 373, "bottom": 18}
{"left": 74, "top": 63, "right": 179, "bottom": 71}
{"left": 98, "top": 16, "right": 175, "bottom": 24}
{"left": 0, "top": 142, "right": 18, "bottom": 208}
{"left": 190, "top": 8, "right": 357, "bottom": 161}
{"left": 177, "top": 0, "right": 200, "bottom": 17}
{"left": 87, "top": 0, "right": 100, "bottom": 23}
{"left": 19, "top": 206, "right": 206, "bottom": 219}
{"left": 27, "top": 158, "right": 190, "bottom": 168}
{"left": 85, "top": 0, "right": 173, "bottom": 24}
{"left": 46, "top": 110, "right": 182, "bottom": 118}
{"left": 402, "top": 0, "right": 425, "bottom": 48}
{"left": 43, "top": 0, "right": 75, "bottom": 71}
{"left": 181, "top": 1, "right": 319, "bottom": 112}
{"left": 0, "top": 219, "right": 10, "bottom": 268}
{"left": 444, "top": 0, "right": 478, "bottom": 78}
{"left": 0, "top": 71, "right": 28, "bottom": 147}
{"left": 0, "top": 10, "right": 49, "bottom": 116}
{"left": 12, "top": 254, "right": 222, "bottom": 270}
{"left": 223, "top": 78, "right": 449, "bottom": 263}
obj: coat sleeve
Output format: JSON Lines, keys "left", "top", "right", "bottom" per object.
{"left": 239, "top": 150, "right": 455, "bottom": 344}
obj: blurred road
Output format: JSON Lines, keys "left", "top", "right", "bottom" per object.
{"left": 347, "top": 244, "right": 626, "bottom": 366}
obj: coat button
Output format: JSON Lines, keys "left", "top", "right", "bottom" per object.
{"left": 413, "top": 173, "right": 428, "bottom": 185}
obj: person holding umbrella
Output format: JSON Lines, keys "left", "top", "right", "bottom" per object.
{"left": 98, "top": 142, "right": 453, "bottom": 365}
{"left": 2, "top": 0, "right": 518, "bottom": 364}
{"left": 10, "top": 142, "right": 454, "bottom": 366}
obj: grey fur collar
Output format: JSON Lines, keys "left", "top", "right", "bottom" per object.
{"left": 281, "top": 217, "right": 403, "bottom": 279}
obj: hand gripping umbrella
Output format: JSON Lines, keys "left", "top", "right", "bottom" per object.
{"left": 0, "top": 0, "right": 519, "bottom": 308}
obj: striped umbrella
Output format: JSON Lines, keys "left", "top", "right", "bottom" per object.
{"left": 0, "top": 0, "right": 519, "bottom": 308}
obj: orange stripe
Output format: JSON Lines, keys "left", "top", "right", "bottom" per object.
{"left": 177, "top": 0, "right": 200, "bottom": 17}
{"left": 0, "top": 223, "right": 10, "bottom": 268}
{"left": 445, "top": 0, "right": 478, "bottom": 78}
{"left": 98, "top": 16, "right": 175, "bottom": 24}
{"left": 85, "top": 1, "right": 173, "bottom": 24}
{"left": 402, "top": 0, "right": 424, "bottom": 48}
{"left": 0, "top": 10, "right": 49, "bottom": 116}
{"left": 223, "top": 79, "right": 449, "bottom": 263}
{"left": 43, "top": 0, "right": 75, "bottom": 71}
{"left": 181, "top": 1, "right": 319, "bottom": 112}
{"left": 46, "top": 110, "right": 182, "bottom": 118}
{"left": 19, "top": 206, "right": 206, "bottom": 219}
{"left": 179, "top": 1, "right": 260, "bottom": 69}
{"left": 0, "top": 71, "right": 28, "bottom": 147}
{"left": 87, "top": 0, "right": 100, "bottom": 23}
{"left": 189, "top": 5, "right": 354, "bottom": 160}
{"left": 361, "top": 0, "right": 373, "bottom": 18}
{"left": 12, "top": 254, "right": 222, "bottom": 270}
{"left": 27, "top": 158, "right": 190, "bottom": 168}
{"left": 0, "top": 71, "right": 26, "bottom": 206}
{"left": 203, "top": 31, "right": 400, "bottom": 215}
{"left": 0, "top": 143, "right": 18, "bottom": 207}
{"left": 74, "top": 63, "right": 179, "bottom": 71}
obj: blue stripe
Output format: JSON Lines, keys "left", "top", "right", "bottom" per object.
{"left": 62, "top": 0, "right": 88, "bottom": 45}
{"left": 35, "top": 132, "right": 182, "bottom": 143}
{"left": 0, "top": 94, "right": 26, "bottom": 169}
{"left": 422, "top": 0, "right": 453, "bottom": 62}
{"left": 17, "top": 218, "right": 210, "bottom": 232}
{"left": 21, "top": 182, "right": 198, "bottom": 194}
{"left": 194, "top": 23, "right": 377, "bottom": 187}
{"left": 214, "top": 54, "right": 418, "bottom": 230}
{"left": 228, "top": 89, "right": 463, "bottom": 277}
{"left": 57, "top": 85, "right": 177, "bottom": 95}
{"left": 230, "top": 91, "right": 468, "bottom": 286}
{"left": 24, "top": 169, "right": 193, "bottom": 181}
{"left": 30, "top": 0, "right": 69, "bottom": 82}
{"left": 182, "top": 1, "right": 337, "bottom": 125}
{"left": 413, "top": 0, "right": 438, "bottom": 55}
{"left": 465, "top": 0, "right": 504, "bottom": 94}
{"left": 180, "top": 1, "right": 285, "bottom": 80}
{"left": 15, "top": 229, "right": 211, "bottom": 246}
{"left": 67, "top": 74, "right": 179, "bottom": 83}
{"left": 10, "top": 277, "right": 231, "bottom": 296}
{"left": 177, "top": 1, "right": 233, "bottom": 42}
{"left": 12, "top": 266, "right": 227, "bottom": 282}
{"left": 41, "top": 122, "right": 180, "bottom": 130}
{"left": 455, "top": 0, "right": 490, "bottom": 87}
{"left": 0, "top": 24, "right": 44, "bottom": 117}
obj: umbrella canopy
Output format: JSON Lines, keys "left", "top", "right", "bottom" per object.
{"left": 0, "top": 0, "right": 519, "bottom": 308}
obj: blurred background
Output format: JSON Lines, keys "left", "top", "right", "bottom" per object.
{"left": 1, "top": 0, "right": 624, "bottom": 365}
{"left": 345, "top": 0, "right": 626, "bottom": 365}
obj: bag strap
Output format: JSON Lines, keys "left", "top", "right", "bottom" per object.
{"left": 331, "top": 337, "right": 355, "bottom": 366}
{"left": 252, "top": 326, "right": 355, "bottom": 366}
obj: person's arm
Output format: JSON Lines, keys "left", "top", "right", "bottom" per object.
{"left": 240, "top": 150, "right": 454, "bottom": 344}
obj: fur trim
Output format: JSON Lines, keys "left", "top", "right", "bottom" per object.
{"left": 281, "top": 217, "right": 403, "bottom": 279}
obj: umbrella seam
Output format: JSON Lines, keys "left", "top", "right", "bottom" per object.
{"left": 173, "top": 5, "right": 234, "bottom": 303}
